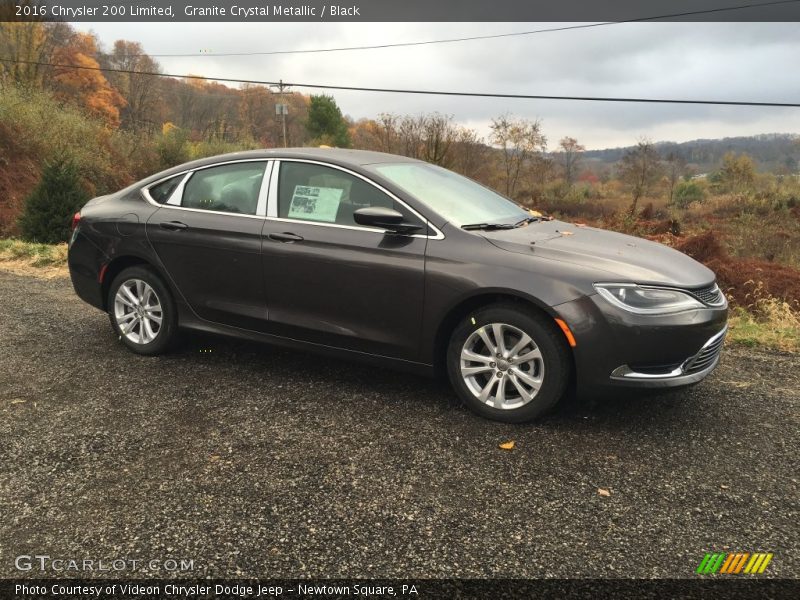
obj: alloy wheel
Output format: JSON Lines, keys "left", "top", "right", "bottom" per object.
{"left": 460, "top": 322, "right": 545, "bottom": 410}
{"left": 113, "top": 279, "right": 163, "bottom": 345}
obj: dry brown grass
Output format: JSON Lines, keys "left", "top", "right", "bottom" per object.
{"left": 728, "top": 298, "right": 800, "bottom": 352}
{"left": 0, "top": 239, "right": 68, "bottom": 278}
{"left": 672, "top": 231, "right": 800, "bottom": 310}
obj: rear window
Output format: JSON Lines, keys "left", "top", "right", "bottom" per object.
{"left": 147, "top": 175, "right": 183, "bottom": 204}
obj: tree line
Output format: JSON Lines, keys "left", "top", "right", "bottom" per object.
{"left": 2, "top": 21, "right": 798, "bottom": 243}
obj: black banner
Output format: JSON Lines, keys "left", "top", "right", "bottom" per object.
{"left": 2, "top": 579, "right": 800, "bottom": 600}
{"left": 2, "top": 0, "right": 800, "bottom": 22}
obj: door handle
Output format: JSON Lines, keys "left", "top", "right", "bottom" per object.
{"left": 160, "top": 221, "right": 188, "bottom": 231}
{"left": 268, "top": 232, "right": 304, "bottom": 243}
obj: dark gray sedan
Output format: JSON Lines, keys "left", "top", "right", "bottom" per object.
{"left": 68, "top": 148, "right": 728, "bottom": 422}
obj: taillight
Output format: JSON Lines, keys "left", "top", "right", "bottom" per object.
{"left": 71, "top": 212, "right": 81, "bottom": 231}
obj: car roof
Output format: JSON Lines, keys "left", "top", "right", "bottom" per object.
{"left": 134, "top": 148, "right": 422, "bottom": 190}
{"left": 258, "top": 147, "right": 421, "bottom": 166}
{"left": 187, "top": 148, "right": 415, "bottom": 171}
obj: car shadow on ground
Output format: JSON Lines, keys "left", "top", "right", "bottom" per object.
{"left": 171, "top": 330, "right": 703, "bottom": 430}
{"left": 549, "top": 386, "right": 698, "bottom": 427}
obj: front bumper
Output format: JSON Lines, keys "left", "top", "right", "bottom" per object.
{"left": 608, "top": 325, "right": 727, "bottom": 388}
{"left": 554, "top": 293, "right": 728, "bottom": 394}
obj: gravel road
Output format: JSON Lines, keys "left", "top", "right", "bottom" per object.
{"left": 1, "top": 270, "right": 798, "bottom": 579}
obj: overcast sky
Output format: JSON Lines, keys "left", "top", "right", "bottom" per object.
{"left": 74, "top": 22, "right": 800, "bottom": 150}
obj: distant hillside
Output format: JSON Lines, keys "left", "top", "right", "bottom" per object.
{"left": 583, "top": 133, "right": 800, "bottom": 173}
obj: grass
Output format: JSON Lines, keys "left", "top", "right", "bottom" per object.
{"left": 727, "top": 300, "right": 800, "bottom": 353}
{"left": 0, "top": 238, "right": 68, "bottom": 268}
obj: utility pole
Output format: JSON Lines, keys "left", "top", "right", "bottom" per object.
{"left": 274, "top": 79, "right": 289, "bottom": 148}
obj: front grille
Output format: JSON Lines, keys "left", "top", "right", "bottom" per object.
{"left": 684, "top": 329, "right": 726, "bottom": 374}
{"left": 689, "top": 284, "right": 725, "bottom": 306}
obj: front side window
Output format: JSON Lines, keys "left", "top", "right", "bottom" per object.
{"left": 278, "top": 162, "right": 416, "bottom": 228}
{"left": 181, "top": 162, "right": 266, "bottom": 215}
{"left": 370, "top": 163, "right": 529, "bottom": 227}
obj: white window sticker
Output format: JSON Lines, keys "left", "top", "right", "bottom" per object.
{"left": 288, "top": 185, "right": 343, "bottom": 222}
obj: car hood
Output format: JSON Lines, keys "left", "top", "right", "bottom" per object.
{"left": 480, "top": 220, "right": 715, "bottom": 288}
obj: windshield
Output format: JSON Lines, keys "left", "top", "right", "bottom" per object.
{"left": 370, "top": 163, "right": 529, "bottom": 227}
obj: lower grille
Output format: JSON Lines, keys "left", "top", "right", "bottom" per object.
{"left": 683, "top": 328, "right": 727, "bottom": 374}
{"left": 610, "top": 326, "right": 728, "bottom": 381}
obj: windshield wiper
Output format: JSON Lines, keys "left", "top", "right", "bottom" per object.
{"left": 461, "top": 222, "right": 516, "bottom": 231}
{"left": 514, "top": 216, "right": 543, "bottom": 227}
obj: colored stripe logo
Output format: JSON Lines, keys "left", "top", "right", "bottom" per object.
{"left": 697, "top": 552, "right": 773, "bottom": 574}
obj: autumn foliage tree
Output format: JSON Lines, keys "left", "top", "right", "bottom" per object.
{"left": 52, "top": 33, "right": 126, "bottom": 127}
{"left": 617, "top": 139, "right": 663, "bottom": 214}
{"left": 451, "top": 128, "right": 489, "bottom": 181}
{"left": 557, "top": 136, "right": 585, "bottom": 187}
{"left": 0, "top": 22, "right": 69, "bottom": 87}
{"left": 490, "top": 115, "right": 547, "bottom": 198}
{"left": 104, "top": 40, "right": 160, "bottom": 131}
{"left": 718, "top": 152, "right": 756, "bottom": 194}
{"left": 664, "top": 151, "right": 688, "bottom": 203}
{"left": 239, "top": 84, "right": 275, "bottom": 143}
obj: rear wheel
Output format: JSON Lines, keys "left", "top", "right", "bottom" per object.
{"left": 446, "top": 304, "right": 571, "bottom": 423}
{"left": 108, "top": 266, "right": 177, "bottom": 355}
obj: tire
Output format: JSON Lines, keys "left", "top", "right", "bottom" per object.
{"left": 107, "top": 266, "right": 178, "bottom": 355}
{"left": 446, "top": 303, "right": 571, "bottom": 423}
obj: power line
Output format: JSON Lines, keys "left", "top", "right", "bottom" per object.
{"left": 1, "top": 57, "right": 798, "bottom": 108}
{"left": 133, "top": 0, "right": 800, "bottom": 58}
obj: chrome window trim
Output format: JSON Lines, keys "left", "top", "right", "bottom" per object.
{"left": 143, "top": 203, "right": 268, "bottom": 220}
{"left": 268, "top": 216, "right": 390, "bottom": 235}
{"left": 255, "top": 161, "right": 274, "bottom": 217}
{"left": 165, "top": 172, "right": 191, "bottom": 206}
{"left": 140, "top": 158, "right": 271, "bottom": 219}
{"left": 266, "top": 159, "right": 281, "bottom": 218}
{"left": 140, "top": 172, "right": 190, "bottom": 206}
{"left": 268, "top": 158, "right": 445, "bottom": 240}
{"left": 139, "top": 156, "right": 446, "bottom": 239}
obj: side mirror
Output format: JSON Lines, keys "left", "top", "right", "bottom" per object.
{"left": 353, "top": 207, "right": 423, "bottom": 234}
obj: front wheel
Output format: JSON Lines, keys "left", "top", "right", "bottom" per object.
{"left": 446, "top": 304, "right": 572, "bottom": 423}
{"left": 108, "top": 266, "right": 178, "bottom": 355}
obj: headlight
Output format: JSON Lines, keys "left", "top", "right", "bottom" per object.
{"left": 594, "top": 283, "right": 705, "bottom": 314}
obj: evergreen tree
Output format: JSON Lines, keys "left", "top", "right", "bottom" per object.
{"left": 19, "top": 160, "right": 89, "bottom": 243}
{"left": 306, "top": 94, "right": 351, "bottom": 147}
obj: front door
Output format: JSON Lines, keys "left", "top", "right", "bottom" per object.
{"left": 261, "top": 160, "right": 429, "bottom": 361}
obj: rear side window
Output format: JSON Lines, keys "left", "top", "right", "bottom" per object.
{"left": 147, "top": 175, "right": 183, "bottom": 204}
{"left": 278, "top": 162, "right": 415, "bottom": 227}
{"left": 181, "top": 162, "right": 266, "bottom": 215}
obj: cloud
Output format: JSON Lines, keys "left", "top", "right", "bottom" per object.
{"left": 76, "top": 21, "right": 800, "bottom": 149}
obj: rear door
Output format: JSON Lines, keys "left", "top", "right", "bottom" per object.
{"left": 145, "top": 160, "right": 271, "bottom": 331}
{"left": 260, "top": 160, "right": 431, "bottom": 361}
